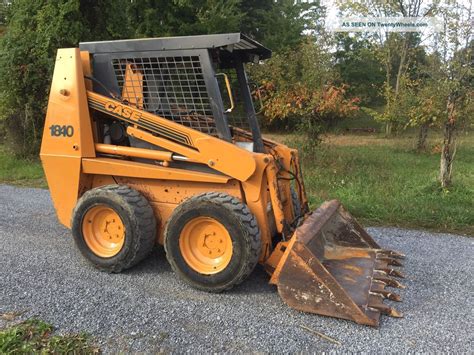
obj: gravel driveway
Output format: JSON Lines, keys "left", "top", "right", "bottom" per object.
{"left": 0, "top": 185, "right": 472, "bottom": 353}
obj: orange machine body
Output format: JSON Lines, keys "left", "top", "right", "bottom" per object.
{"left": 40, "top": 48, "right": 301, "bottom": 262}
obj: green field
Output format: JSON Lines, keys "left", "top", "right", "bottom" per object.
{"left": 270, "top": 131, "right": 474, "bottom": 235}
{"left": 0, "top": 132, "right": 472, "bottom": 235}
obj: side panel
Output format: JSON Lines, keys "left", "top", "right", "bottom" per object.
{"left": 82, "top": 157, "right": 230, "bottom": 183}
{"left": 40, "top": 48, "right": 95, "bottom": 227}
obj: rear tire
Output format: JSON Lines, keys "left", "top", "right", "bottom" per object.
{"left": 164, "top": 192, "right": 261, "bottom": 292}
{"left": 71, "top": 184, "right": 156, "bottom": 273}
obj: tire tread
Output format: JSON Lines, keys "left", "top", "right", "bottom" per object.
{"left": 164, "top": 192, "right": 261, "bottom": 292}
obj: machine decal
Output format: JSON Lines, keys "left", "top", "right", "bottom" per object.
{"left": 49, "top": 124, "right": 74, "bottom": 137}
{"left": 87, "top": 97, "right": 194, "bottom": 148}
{"left": 104, "top": 102, "right": 142, "bottom": 120}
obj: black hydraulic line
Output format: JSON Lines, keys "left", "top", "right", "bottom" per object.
{"left": 84, "top": 76, "right": 122, "bottom": 101}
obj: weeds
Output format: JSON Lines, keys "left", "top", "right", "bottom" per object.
{"left": 0, "top": 318, "right": 99, "bottom": 354}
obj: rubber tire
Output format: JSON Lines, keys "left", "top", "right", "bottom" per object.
{"left": 71, "top": 184, "right": 156, "bottom": 273}
{"left": 164, "top": 192, "right": 261, "bottom": 293}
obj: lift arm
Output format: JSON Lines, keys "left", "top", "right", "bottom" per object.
{"left": 87, "top": 91, "right": 257, "bottom": 182}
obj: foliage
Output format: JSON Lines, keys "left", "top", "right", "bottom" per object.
{"left": 250, "top": 0, "right": 325, "bottom": 52}
{"left": 0, "top": 0, "right": 130, "bottom": 156}
{"left": 127, "top": 0, "right": 243, "bottom": 38}
{"left": 433, "top": 1, "right": 472, "bottom": 187}
{"left": 364, "top": 74, "right": 419, "bottom": 131}
{"left": 334, "top": 34, "right": 386, "bottom": 106}
{"left": 406, "top": 81, "right": 446, "bottom": 130}
{"left": 250, "top": 38, "right": 360, "bottom": 150}
{"left": 128, "top": 0, "right": 323, "bottom": 52}
{"left": 0, "top": 318, "right": 99, "bottom": 353}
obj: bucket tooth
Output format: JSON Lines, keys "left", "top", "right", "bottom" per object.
{"left": 370, "top": 290, "right": 401, "bottom": 302}
{"left": 373, "top": 276, "right": 406, "bottom": 289}
{"left": 370, "top": 280, "right": 386, "bottom": 292}
{"left": 378, "top": 249, "right": 405, "bottom": 259}
{"left": 388, "top": 308, "right": 403, "bottom": 318}
{"left": 376, "top": 256, "right": 403, "bottom": 267}
{"left": 375, "top": 268, "right": 405, "bottom": 279}
{"left": 368, "top": 304, "right": 403, "bottom": 318}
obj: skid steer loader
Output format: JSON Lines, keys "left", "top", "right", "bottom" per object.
{"left": 40, "top": 33, "right": 405, "bottom": 326}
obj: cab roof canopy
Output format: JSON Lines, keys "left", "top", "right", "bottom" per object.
{"left": 79, "top": 33, "right": 272, "bottom": 63}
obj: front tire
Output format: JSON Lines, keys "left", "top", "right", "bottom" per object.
{"left": 71, "top": 184, "right": 156, "bottom": 273}
{"left": 164, "top": 192, "right": 261, "bottom": 292}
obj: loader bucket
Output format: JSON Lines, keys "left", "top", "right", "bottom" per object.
{"left": 269, "top": 200, "right": 405, "bottom": 327}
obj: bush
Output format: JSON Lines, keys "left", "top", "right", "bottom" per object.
{"left": 0, "top": 0, "right": 130, "bottom": 157}
{"left": 249, "top": 38, "right": 359, "bottom": 151}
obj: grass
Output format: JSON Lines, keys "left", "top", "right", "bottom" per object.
{"left": 270, "top": 131, "right": 473, "bottom": 235}
{"left": 0, "top": 318, "right": 99, "bottom": 354}
{"left": 0, "top": 146, "right": 46, "bottom": 188}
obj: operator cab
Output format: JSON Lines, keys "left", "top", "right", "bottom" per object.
{"left": 79, "top": 33, "right": 271, "bottom": 153}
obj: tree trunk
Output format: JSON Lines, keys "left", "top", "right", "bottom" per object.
{"left": 385, "top": 122, "right": 392, "bottom": 136}
{"left": 394, "top": 38, "right": 408, "bottom": 97}
{"left": 416, "top": 123, "right": 429, "bottom": 151}
{"left": 439, "top": 100, "right": 457, "bottom": 188}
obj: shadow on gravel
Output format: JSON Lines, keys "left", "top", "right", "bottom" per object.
{"left": 231, "top": 267, "right": 275, "bottom": 295}
{"left": 122, "top": 245, "right": 276, "bottom": 296}
{"left": 123, "top": 247, "right": 172, "bottom": 275}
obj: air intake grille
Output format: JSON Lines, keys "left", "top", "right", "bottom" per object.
{"left": 112, "top": 56, "right": 217, "bottom": 135}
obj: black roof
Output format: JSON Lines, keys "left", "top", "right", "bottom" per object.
{"left": 79, "top": 33, "right": 271, "bottom": 61}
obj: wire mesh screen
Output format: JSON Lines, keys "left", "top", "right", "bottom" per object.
{"left": 112, "top": 56, "right": 218, "bottom": 135}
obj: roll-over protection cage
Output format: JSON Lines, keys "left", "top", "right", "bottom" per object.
{"left": 79, "top": 33, "right": 272, "bottom": 153}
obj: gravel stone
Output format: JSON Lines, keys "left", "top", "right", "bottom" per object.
{"left": 0, "top": 185, "right": 472, "bottom": 353}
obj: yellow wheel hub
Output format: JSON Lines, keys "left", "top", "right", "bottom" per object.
{"left": 82, "top": 205, "right": 125, "bottom": 258}
{"left": 179, "top": 216, "right": 233, "bottom": 274}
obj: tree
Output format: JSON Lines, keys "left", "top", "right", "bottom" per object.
{"left": 0, "top": 0, "right": 324, "bottom": 155}
{"left": 249, "top": 38, "right": 360, "bottom": 150}
{"left": 338, "top": 0, "right": 436, "bottom": 135}
{"left": 127, "top": 0, "right": 242, "bottom": 37}
{"left": 435, "top": 1, "right": 473, "bottom": 188}
{"left": 127, "top": 0, "right": 323, "bottom": 52}
{"left": 253, "top": 0, "right": 324, "bottom": 52}
{"left": 405, "top": 53, "right": 446, "bottom": 151}
{"left": 0, "top": 0, "right": 130, "bottom": 156}
{"left": 334, "top": 34, "right": 386, "bottom": 106}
